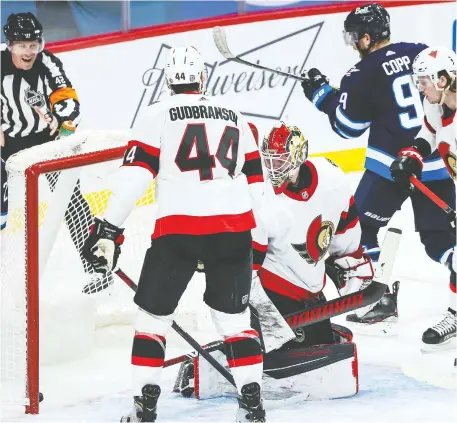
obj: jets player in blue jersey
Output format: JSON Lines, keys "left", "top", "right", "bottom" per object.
{"left": 300, "top": 3, "right": 456, "bottom": 335}
{"left": 1, "top": 158, "right": 7, "bottom": 230}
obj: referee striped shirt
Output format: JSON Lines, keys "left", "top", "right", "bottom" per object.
{"left": 1, "top": 46, "right": 80, "bottom": 139}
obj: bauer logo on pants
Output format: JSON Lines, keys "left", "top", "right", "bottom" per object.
{"left": 131, "top": 22, "right": 323, "bottom": 127}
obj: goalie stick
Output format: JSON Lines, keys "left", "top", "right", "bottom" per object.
{"left": 286, "top": 227, "right": 401, "bottom": 329}
{"left": 212, "top": 26, "right": 305, "bottom": 82}
{"left": 410, "top": 175, "right": 456, "bottom": 229}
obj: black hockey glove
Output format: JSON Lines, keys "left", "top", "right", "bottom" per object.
{"left": 81, "top": 217, "right": 125, "bottom": 273}
{"left": 390, "top": 147, "right": 423, "bottom": 192}
{"left": 301, "top": 68, "right": 335, "bottom": 111}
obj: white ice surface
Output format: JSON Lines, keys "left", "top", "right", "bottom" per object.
{"left": 2, "top": 172, "right": 456, "bottom": 422}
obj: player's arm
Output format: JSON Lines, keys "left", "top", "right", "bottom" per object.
{"left": 326, "top": 178, "right": 374, "bottom": 296}
{"left": 41, "top": 50, "right": 81, "bottom": 136}
{"left": 390, "top": 102, "right": 435, "bottom": 190}
{"left": 301, "top": 68, "right": 371, "bottom": 139}
{"left": 81, "top": 109, "right": 164, "bottom": 272}
{"left": 240, "top": 120, "right": 265, "bottom": 211}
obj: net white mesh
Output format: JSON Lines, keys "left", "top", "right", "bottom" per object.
{"left": 0, "top": 131, "right": 214, "bottom": 411}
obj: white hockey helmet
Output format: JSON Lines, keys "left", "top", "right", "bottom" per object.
{"left": 412, "top": 46, "right": 456, "bottom": 92}
{"left": 165, "top": 46, "right": 207, "bottom": 93}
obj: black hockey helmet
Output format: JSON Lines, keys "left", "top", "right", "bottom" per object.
{"left": 3, "top": 12, "right": 43, "bottom": 44}
{"left": 343, "top": 3, "right": 390, "bottom": 46}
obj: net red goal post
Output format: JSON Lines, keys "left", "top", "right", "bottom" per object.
{"left": 1, "top": 131, "right": 215, "bottom": 414}
{"left": 1, "top": 131, "right": 131, "bottom": 413}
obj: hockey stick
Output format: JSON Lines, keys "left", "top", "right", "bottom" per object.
{"left": 113, "top": 269, "right": 236, "bottom": 387}
{"left": 164, "top": 341, "right": 223, "bottom": 368}
{"left": 285, "top": 227, "right": 402, "bottom": 329}
{"left": 284, "top": 280, "right": 387, "bottom": 329}
{"left": 410, "top": 176, "right": 456, "bottom": 229}
{"left": 212, "top": 26, "right": 305, "bottom": 82}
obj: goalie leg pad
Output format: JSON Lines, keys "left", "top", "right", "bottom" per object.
{"left": 184, "top": 341, "right": 358, "bottom": 400}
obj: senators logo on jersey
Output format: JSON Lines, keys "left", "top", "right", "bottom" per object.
{"left": 291, "top": 215, "right": 335, "bottom": 266}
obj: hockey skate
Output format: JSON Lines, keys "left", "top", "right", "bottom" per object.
{"left": 345, "top": 281, "right": 399, "bottom": 336}
{"left": 421, "top": 308, "right": 457, "bottom": 353}
{"left": 121, "top": 384, "right": 161, "bottom": 423}
{"left": 235, "top": 382, "right": 266, "bottom": 423}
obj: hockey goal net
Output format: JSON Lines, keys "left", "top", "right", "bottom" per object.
{"left": 0, "top": 131, "right": 213, "bottom": 414}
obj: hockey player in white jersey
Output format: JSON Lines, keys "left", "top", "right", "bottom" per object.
{"left": 175, "top": 122, "right": 374, "bottom": 400}
{"left": 81, "top": 46, "right": 266, "bottom": 422}
{"left": 390, "top": 46, "right": 456, "bottom": 351}
{"left": 253, "top": 122, "right": 374, "bottom": 354}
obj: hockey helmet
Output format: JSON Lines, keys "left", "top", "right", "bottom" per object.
{"left": 412, "top": 46, "right": 457, "bottom": 92}
{"left": 261, "top": 122, "right": 308, "bottom": 188}
{"left": 4, "top": 13, "right": 43, "bottom": 43}
{"left": 343, "top": 3, "right": 390, "bottom": 47}
{"left": 165, "top": 46, "right": 207, "bottom": 93}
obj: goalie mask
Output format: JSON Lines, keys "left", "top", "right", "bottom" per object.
{"left": 165, "top": 46, "right": 208, "bottom": 94}
{"left": 261, "top": 122, "right": 308, "bottom": 189}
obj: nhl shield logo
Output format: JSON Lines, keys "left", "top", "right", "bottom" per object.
{"left": 24, "top": 87, "right": 46, "bottom": 109}
{"left": 291, "top": 215, "right": 335, "bottom": 266}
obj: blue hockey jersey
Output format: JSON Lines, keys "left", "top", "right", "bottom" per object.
{"left": 321, "top": 42, "right": 449, "bottom": 181}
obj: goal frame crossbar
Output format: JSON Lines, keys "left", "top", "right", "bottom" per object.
{"left": 23, "top": 146, "right": 126, "bottom": 414}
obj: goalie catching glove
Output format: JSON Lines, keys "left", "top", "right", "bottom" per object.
{"left": 81, "top": 217, "right": 125, "bottom": 273}
{"left": 326, "top": 249, "right": 374, "bottom": 296}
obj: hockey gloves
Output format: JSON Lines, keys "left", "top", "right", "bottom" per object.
{"left": 390, "top": 147, "right": 423, "bottom": 191}
{"left": 301, "top": 68, "right": 336, "bottom": 111}
{"left": 326, "top": 249, "right": 374, "bottom": 297}
{"left": 82, "top": 217, "right": 125, "bottom": 273}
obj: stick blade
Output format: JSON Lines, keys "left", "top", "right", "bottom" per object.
{"left": 212, "top": 26, "right": 236, "bottom": 59}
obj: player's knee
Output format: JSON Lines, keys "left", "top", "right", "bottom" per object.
{"left": 210, "top": 307, "right": 251, "bottom": 338}
{"left": 135, "top": 307, "right": 174, "bottom": 337}
{"left": 419, "top": 230, "right": 456, "bottom": 263}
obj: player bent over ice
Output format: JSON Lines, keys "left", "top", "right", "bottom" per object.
{"left": 81, "top": 46, "right": 266, "bottom": 422}
{"left": 175, "top": 123, "right": 374, "bottom": 400}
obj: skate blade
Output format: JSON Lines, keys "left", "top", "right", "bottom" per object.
{"left": 346, "top": 317, "right": 398, "bottom": 336}
{"left": 420, "top": 337, "right": 457, "bottom": 354}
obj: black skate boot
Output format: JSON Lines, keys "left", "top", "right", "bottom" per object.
{"left": 236, "top": 382, "right": 266, "bottom": 422}
{"left": 346, "top": 281, "right": 399, "bottom": 335}
{"left": 121, "top": 384, "right": 161, "bottom": 422}
{"left": 421, "top": 308, "right": 457, "bottom": 353}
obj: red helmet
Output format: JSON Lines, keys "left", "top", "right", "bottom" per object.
{"left": 261, "top": 122, "right": 308, "bottom": 188}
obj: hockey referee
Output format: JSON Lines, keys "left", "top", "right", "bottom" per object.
{"left": 1, "top": 12, "right": 111, "bottom": 291}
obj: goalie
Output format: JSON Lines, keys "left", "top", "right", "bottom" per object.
{"left": 175, "top": 122, "right": 375, "bottom": 400}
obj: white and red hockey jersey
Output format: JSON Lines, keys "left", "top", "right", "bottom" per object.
{"left": 104, "top": 93, "right": 264, "bottom": 236}
{"left": 417, "top": 98, "right": 456, "bottom": 179}
{"left": 252, "top": 157, "right": 361, "bottom": 300}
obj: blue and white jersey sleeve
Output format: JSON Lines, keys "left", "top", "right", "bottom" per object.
{"left": 322, "top": 68, "right": 372, "bottom": 139}
{"left": 1, "top": 159, "right": 7, "bottom": 230}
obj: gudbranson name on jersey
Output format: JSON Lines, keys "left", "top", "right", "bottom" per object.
{"left": 169, "top": 105, "right": 238, "bottom": 126}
